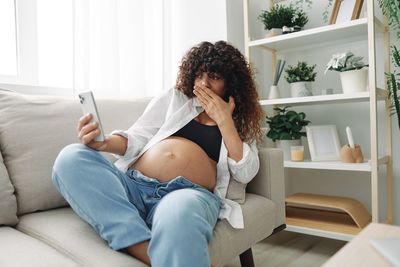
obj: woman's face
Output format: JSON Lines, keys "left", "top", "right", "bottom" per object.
{"left": 194, "top": 72, "right": 226, "bottom": 98}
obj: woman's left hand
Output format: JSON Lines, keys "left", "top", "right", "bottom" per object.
{"left": 193, "top": 85, "right": 235, "bottom": 127}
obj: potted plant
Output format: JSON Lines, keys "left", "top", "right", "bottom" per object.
{"left": 258, "top": 4, "right": 308, "bottom": 37}
{"left": 379, "top": 0, "right": 400, "bottom": 131}
{"left": 325, "top": 51, "right": 369, "bottom": 94}
{"left": 284, "top": 61, "right": 317, "bottom": 97}
{"left": 266, "top": 106, "right": 310, "bottom": 160}
{"left": 291, "top": 0, "right": 334, "bottom": 25}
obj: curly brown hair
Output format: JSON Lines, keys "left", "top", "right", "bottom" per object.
{"left": 176, "top": 41, "right": 263, "bottom": 143}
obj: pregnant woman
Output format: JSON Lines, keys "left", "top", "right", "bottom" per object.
{"left": 52, "top": 41, "right": 263, "bottom": 267}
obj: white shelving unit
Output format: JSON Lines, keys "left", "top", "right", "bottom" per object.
{"left": 243, "top": 0, "right": 394, "bottom": 241}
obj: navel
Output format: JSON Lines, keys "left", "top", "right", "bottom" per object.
{"left": 165, "top": 151, "right": 175, "bottom": 159}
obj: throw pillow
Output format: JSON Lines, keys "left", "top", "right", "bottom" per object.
{"left": 226, "top": 179, "right": 246, "bottom": 204}
{"left": 0, "top": 150, "right": 18, "bottom": 225}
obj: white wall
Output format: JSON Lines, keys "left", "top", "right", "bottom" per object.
{"left": 163, "top": 0, "right": 228, "bottom": 90}
{"left": 163, "top": 0, "right": 247, "bottom": 90}
{"left": 242, "top": 0, "right": 400, "bottom": 225}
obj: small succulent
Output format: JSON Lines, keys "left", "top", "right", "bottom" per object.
{"left": 325, "top": 52, "right": 369, "bottom": 73}
{"left": 284, "top": 61, "right": 317, "bottom": 83}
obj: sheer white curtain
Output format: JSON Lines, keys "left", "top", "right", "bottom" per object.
{"left": 73, "top": 0, "right": 163, "bottom": 99}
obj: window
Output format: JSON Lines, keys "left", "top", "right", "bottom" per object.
{"left": 0, "top": 0, "right": 17, "bottom": 77}
{"left": 37, "top": 0, "right": 73, "bottom": 88}
{"left": 1, "top": 0, "right": 163, "bottom": 98}
{"left": 0, "top": 0, "right": 73, "bottom": 90}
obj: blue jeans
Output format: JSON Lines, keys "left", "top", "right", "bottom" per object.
{"left": 52, "top": 144, "right": 221, "bottom": 267}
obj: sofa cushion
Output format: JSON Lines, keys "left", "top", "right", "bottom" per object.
{"left": 209, "top": 193, "right": 276, "bottom": 266}
{"left": 226, "top": 179, "right": 246, "bottom": 204}
{"left": 0, "top": 227, "right": 78, "bottom": 267}
{"left": 16, "top": 193, "right": 275, "bottom": 267}
{"left": 225, "top": 129, "right": 270, "bottom": 204}
{"left": 0, "top": 149, "right": 18, "bottom": 226}
{"left": 0, "top": 89, "right": 150, "bottom": 215}
{"left": 16, "top": 208, "right": 147, "bottom": 267}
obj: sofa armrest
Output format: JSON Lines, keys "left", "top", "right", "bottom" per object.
{"left": 246, "top": 148, "right": 285, "bottom": 228}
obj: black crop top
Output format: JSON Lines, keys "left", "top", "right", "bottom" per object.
{"left": 172, "top": 119, "right": 222, "bottom": 162}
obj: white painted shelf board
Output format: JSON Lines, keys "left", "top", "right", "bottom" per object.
{"left": 284, "top": 160, "right": 371, "bottom": 171}
{"left": 259, "top": 89, "right": 386, "bottom": 107}
{"left": 284, "top": 156, "right": 389, "bottom": 171}
{"left": 249, "top": 18, "right": 370, "bottom": 52}
{"left": 285, "top": 224, "right": 354, "bottom": 241}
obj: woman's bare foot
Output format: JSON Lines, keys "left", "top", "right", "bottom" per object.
{"left": 126, "top": 240, "right": 151, "bottom": 266}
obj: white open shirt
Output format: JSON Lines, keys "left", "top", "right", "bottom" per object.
{"left": 112, "top": 88, "right": 260, "bottom": 228}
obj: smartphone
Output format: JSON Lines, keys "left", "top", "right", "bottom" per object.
{"left": 78, "top": 91, "right": 105, "bottom": 142}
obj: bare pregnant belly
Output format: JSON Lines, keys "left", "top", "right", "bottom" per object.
{"left": 131, "top": 137, "right": 217, "bottom": 190}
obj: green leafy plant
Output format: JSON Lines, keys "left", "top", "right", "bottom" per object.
{"left": 294, "top": 0, "right": 313, "bottom": 10}
{"left": 284, "top": 61, "right": 317, "bottom": 83}
{"left": 266, "top": 106, "right": 310, "bottom": 141}
{"left": 287, "top": 0, "right": 335, "bottom": 24}
{"left": 258, "top": 4, "right": 308, "bottom": 30}
{"left": 293, "top": 12, "right": 309, "bottom": 29}
{"left": 323, "top": 0, "right": 335, "bottom": 23}
{"left": 379, "top": 0, "right": 400, "bottom": 130}
{"left": 324, "top": 52, "right": 368, "bottom": 73}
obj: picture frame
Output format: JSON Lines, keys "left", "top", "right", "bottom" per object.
{"left": 306, "top": 125, "right": 341, "bottom": 161}
{"left": 330, "top": 0, "right": 364, "bottom": 25}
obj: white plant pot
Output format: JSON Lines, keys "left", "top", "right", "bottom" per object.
{"left": 276, "top": 139, "right": 301, "bottom": 161}
{"left": 340, "top": 68, "right": 368, "bottom": 94}
{"left": 290, "top": 81, "right": 313, "bottom": 97}
{"left": 268, "top": 85, "right": 280, "bottom": 99}
{"left": 265, "top": 28, "right": 282, "bottom": 38}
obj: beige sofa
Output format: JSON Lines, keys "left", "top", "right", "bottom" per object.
{"left": 0, "top": 89, "right": 285, "bottom": 267}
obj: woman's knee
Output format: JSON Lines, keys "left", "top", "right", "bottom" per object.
{"left": 52, "top": 144, "right": 99, "bottom": 185}
{"left": 152, "top": 189, "right": 217, "bottom": 236}
{"left": 53, "top": 144, "right": 90, "bottom": 171}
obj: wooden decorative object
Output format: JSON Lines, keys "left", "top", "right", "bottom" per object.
{"left": 340, "top": 144, "right": 364, "bottom": 163}
{"left": 286, "top": 193, "right": 372, "bottom": 235}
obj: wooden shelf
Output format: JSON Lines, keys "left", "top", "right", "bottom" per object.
{"left": 249, "top": 17, "right": 384, "bottom": 53}
{"left": 285, "top": 193, "right": 372, "bottom": 239}
{"left": 286, "top": 207, "right": 362, "bottom": 235}
{"left": 259, "top": 89, "right": 387, "bottom": 107}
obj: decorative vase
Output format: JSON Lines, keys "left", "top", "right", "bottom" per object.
{"left": 268, "top": 85, "right": 280, "bottom": 99}
{"left": 290, "top": 81, "right": 313, "bottom": 97}
{"left": 276, "top": 139, "right": 301, "bottom": 161}
{"left": 265, "top": 28, "right": 282, "bottom": 38}
{"left": 340, "top": 68, "right": 368, "bottom": 94}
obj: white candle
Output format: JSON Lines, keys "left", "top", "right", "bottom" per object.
{"left": 346, "top": 126, "right": 355, "bottom": 148}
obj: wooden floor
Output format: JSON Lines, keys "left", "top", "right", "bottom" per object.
{"left": 225, "top": 231, "right": 346, "bottom": 267}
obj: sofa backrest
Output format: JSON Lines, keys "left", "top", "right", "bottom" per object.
{"left": 0, "top": 149, "right": 18, "bottom": 226}
{"left": 0, "top": 89, "right": 150, "bottom": 217}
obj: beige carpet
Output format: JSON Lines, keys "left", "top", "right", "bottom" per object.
{"left": 225, "top": 231, "right": 346, "bottom": 267}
